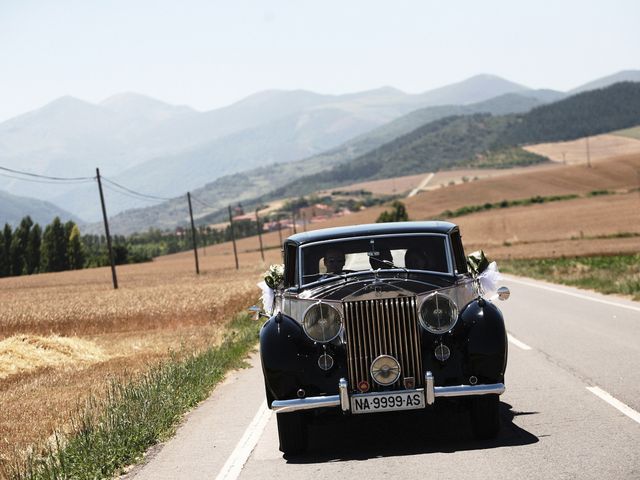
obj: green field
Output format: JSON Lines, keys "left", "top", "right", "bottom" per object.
{"left": 613, "top": 125, "right": 640, "bottom": 140}
{"left": 500, "top": 254, "right": 640, "bottom": 301}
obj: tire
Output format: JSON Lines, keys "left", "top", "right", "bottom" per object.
{"left": 276, "top": 412, "right": 308, "bottom": 455}
{"left": 470, "top": 394, "right": 500, "bottom": 440}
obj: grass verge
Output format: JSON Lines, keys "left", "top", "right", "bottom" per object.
{"left": 3, "top": 313, "right": 260, "bottom": 480}
{"left": 500, "top": 254, "right": 640, "bottom": 301}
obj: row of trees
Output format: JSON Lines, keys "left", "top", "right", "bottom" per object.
{"left": 0, "top": 216, "right": 84, "bottom": 277}
{"left": 0, "top": 216, "right": 268, "bottom": 278}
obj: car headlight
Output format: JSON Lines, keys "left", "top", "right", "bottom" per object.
{"left": 419, "top": 292, "right": 458, "bottom": 334}
{"left": 303, "top": 302, "right": 342, "bottom": 343}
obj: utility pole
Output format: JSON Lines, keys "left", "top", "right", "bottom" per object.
{"left": 228, "top": 205, "right": 239, "bottom": 270}
{"left": 291, "top": 211, "right": 297, "bottom": 234}
{"left": 277, "top": 215, "right": 283, "bottom": 246}
{"left": 96, "top": 168, "right": 118, "bottom": 289}
{"left": 255, "top": 207, "right": 264, "bottom": 261}
{"left": 302, "top": 212, "right": 307, "bottom": 232}
{"left": 187, "top": 192, "right": 200, "bottom": 275}
{"left": 586, "top": 136, "right": 592, "bottom": 168}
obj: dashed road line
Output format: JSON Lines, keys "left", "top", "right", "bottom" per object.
{"left": 586, "top": 386, "right": 640, "bottom": 425}
{"left": 505, "top": 276, "right": 640, "bottom": 313}
{"left": 215, "top": 401, "right": 272, "bottom": 480}
{"left": 507, "top": 333, "right": 532, "bottom": 350}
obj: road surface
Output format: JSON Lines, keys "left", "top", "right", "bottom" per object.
{"left": 124, "top": 275, "right": 640, "bottom": 480}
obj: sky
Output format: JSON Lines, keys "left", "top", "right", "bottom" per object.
{"left": 0, "top": 0, "right": 639, "bottom": 122}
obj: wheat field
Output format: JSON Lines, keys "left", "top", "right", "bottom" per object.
{"left": 0, "top": 247, "right": 280, "bottom": 467}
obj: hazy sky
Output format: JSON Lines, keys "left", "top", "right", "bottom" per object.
{"left": 1, "top": 0, "right": 638, "bottom": 121}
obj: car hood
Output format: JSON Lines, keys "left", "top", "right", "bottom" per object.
{"left": 297, "top": 272, "right": 458, "bottom": 301}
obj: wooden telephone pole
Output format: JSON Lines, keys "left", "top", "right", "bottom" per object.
{"left": 187, "top": 192, "right": 200, "bottom": 274}
{"left": 96, "top": 168, "right": 118, "bottom": 289}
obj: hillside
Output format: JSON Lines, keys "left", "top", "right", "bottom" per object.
{"left": 0, "top": 190, "right": 80, "bottom": 227}
{"left": 94, "top": 92, "right": 547, "bottom": 234}
{"left": 255, "top": 82, "right": 640, "bottom": 199}
{"left": 1, "top": 74, "right": 537, "bottom": 221}
{"left": 203, "top": 153, "right": 640, "bottom": 261}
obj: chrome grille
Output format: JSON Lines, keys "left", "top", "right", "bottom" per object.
{"left": 343, "top": 297, "right": 423, "bottom": 392}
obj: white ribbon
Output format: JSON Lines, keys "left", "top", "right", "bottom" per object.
{"left": 478, "top": 261, "right": 502, "bottom": 298}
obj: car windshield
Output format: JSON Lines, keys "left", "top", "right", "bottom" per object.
{"left": 299, "top": 234, "right": 450, "bottom": 285}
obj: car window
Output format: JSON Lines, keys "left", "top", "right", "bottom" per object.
{"left": 300, "top": 235, "right": 449, "bottom": 285}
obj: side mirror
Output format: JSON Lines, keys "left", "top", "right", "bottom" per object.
{"left": 497, "top": 286, "right": 510, "bottom": 301}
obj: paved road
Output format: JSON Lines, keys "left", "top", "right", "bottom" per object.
{"left": 125, "top": 275, "right": 640, "bottom": 480}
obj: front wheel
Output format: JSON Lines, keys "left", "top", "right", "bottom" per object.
{"left": 470, "top": 394, "right": 500, "bottom": 440}
{"left": 276, "top": 412, "right": 308, "bottom": 455}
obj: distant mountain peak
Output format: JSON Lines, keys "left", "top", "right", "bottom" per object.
{"left": 100, "top": 92, "right": 196, "bottom": 115}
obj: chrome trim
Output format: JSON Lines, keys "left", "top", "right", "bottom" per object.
{"left": 339, "top": 378, "right": 350, "bottom": 412}
{"left": 271, "top": 376, "right": 506, "bottom": 414}
{"left": 272, "top": 395, "right": 340, "bottom": 413}
{"left": 424, "top": 370, "right": 505, "bottom": 405}
{"left": 434, "top": 383, "right": 505, "bottom": 398}
{"left": 343, "top": 296, "right": 423, "bottom": 392}
{"left": 425, "top": 371, "right": 435, "bottom": 405}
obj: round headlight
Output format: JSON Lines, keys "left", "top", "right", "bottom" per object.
{"left": 303, "top": 302, "right": 342, "bottom": 343}
{"left": 419, "top": 293, "right": 458, "bottom": 334}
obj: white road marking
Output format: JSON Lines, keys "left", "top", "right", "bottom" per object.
{"left": 586, "top": 386, "right": 640, "bottom": 425}
{"left": 408, "top": 172, "right": 434, "bottom": 197}
{"left": 507, "top": 333, "right": 532, "bottom": 350}
{"left": 505, "top": 276, "right": 640, "bottom": 313}
{"left": 215, "top": 401, "right": 272, "bottom": 480}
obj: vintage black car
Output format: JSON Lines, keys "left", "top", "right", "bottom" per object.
{"left": 259, "top": 221, "right": 509, "bottom": 454}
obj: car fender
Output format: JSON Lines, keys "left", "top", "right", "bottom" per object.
{"left": 460, "top": 299, "right": 508, "bottom": 382}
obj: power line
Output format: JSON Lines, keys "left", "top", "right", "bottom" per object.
{"left": 0, "top": 165, "right": 94, "bottom": 181}
{"left": 189, "top": 194, "right": 216, "bottom": 210}
{"left": 101, "top": 176, "right": 173, "bottom": 201}
{"left": 0, "top": 171, "right": 95, "bottom": 185}
{"left": 101, "top": 183, "right": 168, "bottom": 203}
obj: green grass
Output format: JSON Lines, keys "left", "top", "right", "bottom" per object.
{"left": 4, "top": 313, "right": 261, "bottom": 480}
{"left": 500, "top": 254, "right": 640, "bottom": 301}
{"left": 439, "top": 194, "right": 580, "bottom": 219}
{"left": 612, "top": 124, "right": 640, "bottom": 140}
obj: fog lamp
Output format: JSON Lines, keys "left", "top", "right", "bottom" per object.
{"left": 318, "top": 353, "right": 334, "bottom": 371}
{"left": 434, "top": 343, "right": 450, "bottom": 362}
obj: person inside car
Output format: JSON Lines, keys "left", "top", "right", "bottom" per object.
{"left": 323, "top": 247, "right": 346, "bottom": 274}
{"left": 404, "top": 248, "right": 430, "bottom": 270}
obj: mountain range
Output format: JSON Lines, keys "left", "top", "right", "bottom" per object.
{"left": 1, "top": 70, "right": 638, "bottom": 229}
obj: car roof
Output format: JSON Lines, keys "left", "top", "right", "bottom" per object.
{"left": 285, "top": 221, "right": 458, "bottom": 246}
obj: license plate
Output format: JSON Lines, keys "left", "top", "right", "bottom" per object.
{"left": 351, "top": 389, "right": 425, "bottom": 414}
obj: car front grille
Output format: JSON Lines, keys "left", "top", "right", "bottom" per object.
{"left": 343, "top": 296, "right": 423, "bottom": 393}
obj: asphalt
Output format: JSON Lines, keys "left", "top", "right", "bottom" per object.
{"left": 125, "top": 274, "right": 640, "bottom": 480}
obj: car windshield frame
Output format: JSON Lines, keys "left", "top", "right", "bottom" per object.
{"left": 297, "top": 233, "right": 454, "bottom": 287}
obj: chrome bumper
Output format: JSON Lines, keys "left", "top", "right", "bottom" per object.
{"left": 271, "top": 372, "right": 505, "bottom": 414}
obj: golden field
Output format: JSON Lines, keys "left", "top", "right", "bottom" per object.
{"left": 210, "top": 152, "right": 640, "bottom": 260}
{"left": 0, "top": 248, "right": 280, "bottom": 466}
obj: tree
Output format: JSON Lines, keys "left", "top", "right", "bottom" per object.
{"left": 25, "top": 224, "right": 42, "bottom": 274}
{"left": 67, "top": 224, "right": 85, "bottom": 269}
{"left": 0, "top": 224, "right": 11, "bottom": 277}
{"left": 376, "top": 201, "right": 409, "bottom": 223}
{"left": 41, "top": 217, "right": 68, "bottom": 272}
{"left": 10, "top": 216, "right": 33, "bottom": 275}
